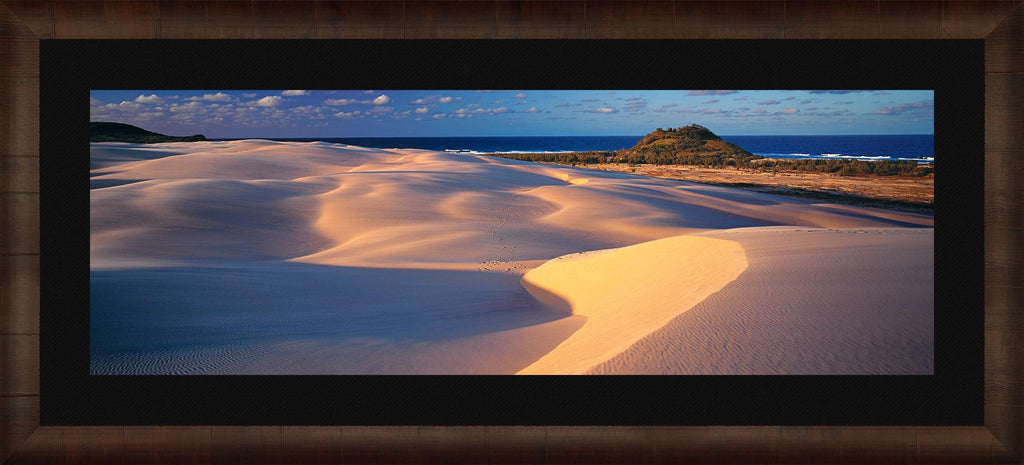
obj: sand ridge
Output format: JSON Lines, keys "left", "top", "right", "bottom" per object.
{"left": 517, "top": 235, "right": 748, "bottom": 374}
{"left": 90, "top": 140, "right": 934, "bottom": 374}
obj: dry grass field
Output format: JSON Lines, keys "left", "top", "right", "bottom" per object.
{"left": 586, "top": 163, "right": 934, "bottom": 212}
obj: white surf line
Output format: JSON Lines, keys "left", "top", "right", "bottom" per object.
{"left": 516, "top": 234, "right": 748, "bottom": 375}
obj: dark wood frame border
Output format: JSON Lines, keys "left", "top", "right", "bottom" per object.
{"left": 1, "top": 1, "right": 1020, "bottom": 463}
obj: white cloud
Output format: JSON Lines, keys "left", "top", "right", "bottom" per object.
{"left": 324, "top": 98, "right": 357, "bottom": 106}
{"left": 245, "top": 96, "right": 281, "bottom": 107}
{"left": 334, "top": 110, "right": 362, "bottom": 119}
{"left": 758, "top": 99, "right": 780, "bottom": 105}
{"left": 575, "top": 107, "right": 618, "bottom": 114}
{"left": 432, "top": 114, "right": 445, "bottom": 119}
{"left": 186, "top": 92, "right": 233, "bottom": 102}
{"left": 513, "top": 93, "right": 527, "bottom": 99}
{"left": 781, "top": 108, "right": 799, "bottom": 114}
{"left": 468, "top": 107, "right": 508, "bottom": 115}
{"left": 134, "top": 94, "right": 163, "bottom": 104}
{"left": 242, "top": 93, "right": 257, "bottom": 98}
{"left": 282, "top": 90, "right": 308, "bottom": 96}
{"left": 90, "top": 97, "right": 101, "bottom": 105}
{"left": 415, "top": 95, "right": 462, "bottom": 104}
{"left": 870, "top": 100, "right": 933, "bottom": 116}
{"left": 523, "top": 107, "right": 539, "bottom": 113}
{"left": 414, "top": 107, "right": 429, "bottom": 114}
{"left": 372, "top": 94, "right": 391, "bottom": 105}
{"left": 169, "top": 101, "right": 204, "bottom": 112}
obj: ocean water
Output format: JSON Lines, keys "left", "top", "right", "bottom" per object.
{"left": 229, "top": 134, "right": 934, "bottom": 162}
{"left": 719, "top": 134, "right": 934, "bottom": 162}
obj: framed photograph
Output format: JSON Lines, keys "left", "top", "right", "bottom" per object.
{"left": 2, "top": 1, "right": 1021, "bottom": 463}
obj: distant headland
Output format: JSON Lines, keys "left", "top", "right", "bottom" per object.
{"left": 90, "top": 122, "right": 207, "bottom": 143}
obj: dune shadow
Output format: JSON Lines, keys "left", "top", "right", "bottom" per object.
{"left": 90, "top": 179, "right": 145, "bottom": 189}
{"left": 90, "top": 261, "right": 572, "bottom": 358}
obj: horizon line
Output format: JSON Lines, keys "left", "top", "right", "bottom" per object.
{"left": 207, "top": 133, "right": 935, "bottom": 139}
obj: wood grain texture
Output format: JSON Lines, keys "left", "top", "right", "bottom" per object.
{"left": 986, "top": 10, "right": 1024, "bottom": 74}
{"left": 485, "top": 426, "right": 547, "bottom": 465}
{"left": 0, "top": 1, "right": 53, "bottom": 39}
{"left": 987, "top": 405, "right": 1024, "bottom": 459}
{"left": 583, "top": 0, "right": 677, "bottom": 38}
{"left": 878, "top": 0, "right": 942, "bottom": 38}
{"left": 254, "top": 0, "right": 316, "bottom": 39}
{"left": 987, "top": 326, "right": 1024, "bottom": 408}
{"left": 0, "top": 157, "right": 38, "bottom": 195}
{"left": 313, "top": 1, "right": 404, "bottom": 39}
{"left": 705, "top": 0, "right": 785, "bottom": 39}
{"left": 777, "top": 426, "right": 842, "bottom": 464}
{"left": 411, "top": 426, "right": 489, "bottom": 464}
{"left": 652, "top": 426, "right": 780, "bottom": 464}
{"left": 942, "top": 0, "right": 1017, "bottom": 38}
{"left": 545, "top": 426, "right": 656, "bottom": 464}
{"left": 917, "top": 427, "right": 997, "bottom": 464}
{"left": 0, "top": 3, "right": 39, "bottom": 78}
{"left": 0, "top": 1, "right": 1020, "bottom": 464}
{"left": 403, "top": 1, "right": 497, "bottom": 39}
{"left": 0, "top": 396, "right": 38, "bottom": 464}
{"left": 783, "top": 0, "right": 883, "bottom": 39}
{"left": 986, "top": 75, "right": 1024, "bottom": 153}
{"left": 157, "top": 0, "right": 253, "bottom": 39}
{"left": 210, "top": 426, "right": 283, "bottom": 465}
{"left": 988, "top": 286, "right": 1024, "bottom": 330}
{"left": 123, "top": 426, "right": 212, "bottom": 465}
{"left": 53, "top": 1, "right": 158, "bottom": 39}
{"left": 986, "top": 226, "right": 1024, "bottom": 289}
{"left": 986, "top": 151, "right": 1024, "bottom": 229}
{"left": 3, "top": 427, "right": 59, "bottom": 465}
{"left": 672, "top": 0, "right": 710, "bottom": 39}
{"left": 0, "top": 254, "right": 39, "bottom": 336}
{"left": 496, "top": 0, "right": 586, "bottom": 39}
{"left": 280, "top": 426, "right": 342, "bottom": 465}
{"left": 0, "top": 193, "right": 39, "bottom": 255}
{"left": 58, "top": 427, "right": 125, "bottom": 465}
{"left": 339, "top": 426, "right": 421, "bottom": 464}
{"left": 0, "top": 335, "right": 38, "bottom": 396}
{"left": 0, "top": 78, "right": 40, "bottom": 157}
{"left": 827, "top": 0, "right": 881, "bottom": 38}
{"left": 783, "top": 0, "right": 833, "bottom": 39}
{"left": 838, "top": 427, "right": 917, "bottom": 464}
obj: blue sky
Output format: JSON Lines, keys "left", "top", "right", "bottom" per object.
{"left": 90, "top": 90, "right": 934, "bottom": 138}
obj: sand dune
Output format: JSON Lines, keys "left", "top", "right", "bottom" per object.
{"left": 517, "top": 235, "right": 747, "bottom": 374}
{"left": 587, "top": 227, "right": 934, "bottom": 375}
{"left": 90, "top": 140, "right": 934, "bottom": 374}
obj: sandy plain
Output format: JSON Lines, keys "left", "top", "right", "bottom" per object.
{"left": 90, "top": 140, "right": 933, "bottom": 374}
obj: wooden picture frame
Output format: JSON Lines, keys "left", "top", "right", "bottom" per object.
{"left": 2, "top": 1, "right": 1021, "bottom": 463}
